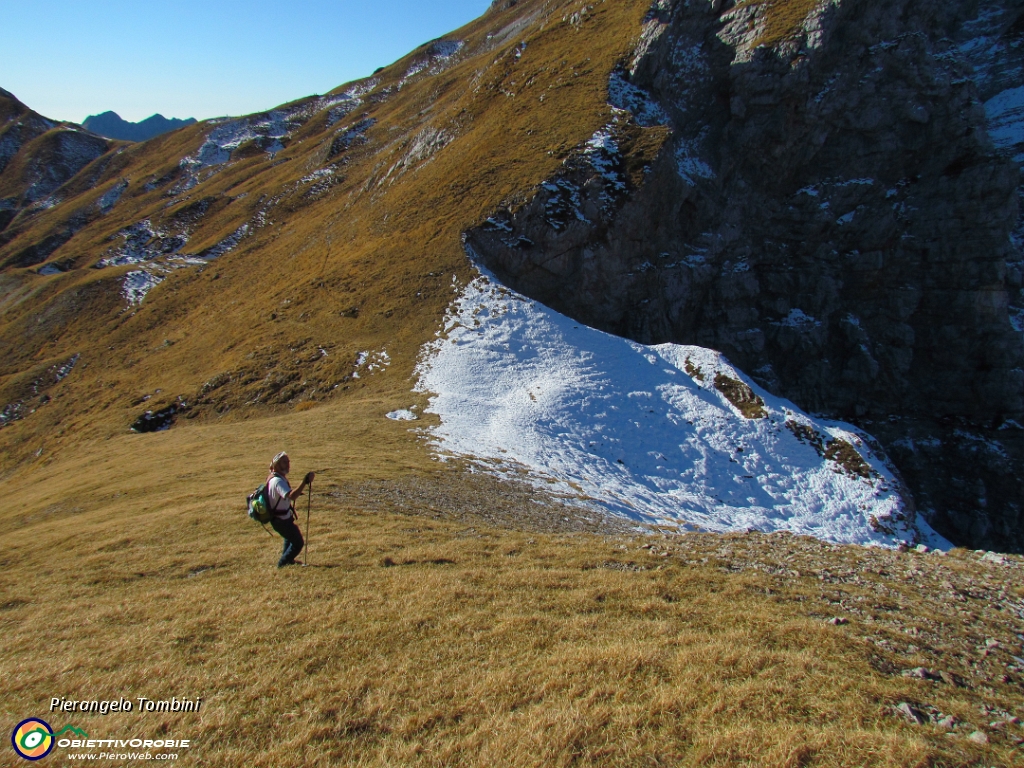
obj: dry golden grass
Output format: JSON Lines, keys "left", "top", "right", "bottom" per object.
{"left": 2, "top": 0, "right": 1024, "bottom": 765}
{"left": 3, "top": 398, "right": 1023, "bottom": 765}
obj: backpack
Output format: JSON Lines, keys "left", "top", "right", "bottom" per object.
{"left": 247, "top": 483, "right": 274, "bottom": 524}
{"left": 248, "top": 473, "right": 292, "bottom": 525}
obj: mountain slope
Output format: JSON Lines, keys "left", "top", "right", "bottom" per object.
{"left": 3, "top": 2, "right": 1024, "bottom": 764}
{"left": 0, "top": 1, "right": 1019, "bottom": 548}
{"left": 0, "top": 0, "right": 658, "bottom": 474}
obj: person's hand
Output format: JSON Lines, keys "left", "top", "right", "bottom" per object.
{"left": 305, "top": 471, "right": 315, "bottom": 484}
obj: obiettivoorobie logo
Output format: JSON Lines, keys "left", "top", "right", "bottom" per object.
{"left": 11, "top": 719, "right": 87, "bottom": 761}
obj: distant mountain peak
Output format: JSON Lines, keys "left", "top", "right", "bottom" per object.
{"left": 82, "top": 111, "right": 196, "bottom": 142}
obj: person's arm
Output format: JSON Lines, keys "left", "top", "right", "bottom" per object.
{"left": 286, "top": 472, "right": 315, "bottom": 501}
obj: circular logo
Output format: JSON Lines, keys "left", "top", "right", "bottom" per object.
{"left": 11, "top": 718, "right": 54, "bottom": 761}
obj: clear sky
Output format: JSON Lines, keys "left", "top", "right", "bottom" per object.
{"left": 0, "top": 0, "right": 492, "bottom": 124}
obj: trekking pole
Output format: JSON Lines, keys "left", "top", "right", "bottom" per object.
{"left": 305, "top": 480, "right": 312, "bottom": 566}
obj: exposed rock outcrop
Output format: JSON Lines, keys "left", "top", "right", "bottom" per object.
{"left": 468, "top": 0, "right": 1024, "bottom": 551}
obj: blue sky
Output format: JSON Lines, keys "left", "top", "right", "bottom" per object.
{"left": 1, "top": 0, "right": 491, "bottom": 124}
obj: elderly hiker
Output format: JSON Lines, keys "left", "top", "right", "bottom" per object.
{"left": 266, "top": 452, "right": 315, "bottom": 567}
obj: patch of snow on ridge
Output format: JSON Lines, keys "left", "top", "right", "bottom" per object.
{"left": 608, "top": 70, "right": 668, "bottom": 127}
{"left": 675, "top": 138, "right": 713, "bottom": 184}
{"left": 97, "top": 178, "right": 129, "bottom": 213}
{"left": 98, "top": 217, "right": 250, "bottom": 305}
{"left": 401, "top": 40, "right": 465, "bottom": 86}
{"left": 123, "top": 270, "right": 165, "bottom": 305}
{"left": 582, "top": 128, "right": 626, "bottom": 192}
{"left": 774, "top": 308, "right": 821, "bottom": 328}
{"left": 1010, "top": 305, "right": 1024, "bottom": 333}
{"left": 195, "top": 224, "right": 248, "bottom": 259}
{"left": 300, "top": 169, "right": 334, "bottom": 184}
{"left": 316, "top": 80, "right": 377, "bottom": 126}
{"left": 175, "top": 83, "right": 380, "bottom": 191}
{"left": 416, "top": 274, "right": 945, "bottom": 548}
{"left": 187, "top": 112, "right": 291, "bottom": 169}
{"left": 387, "top": 409, "right": 418, "bottom": 421}
{"left": 99, "top": 220, "right": 186, "bottom": 267}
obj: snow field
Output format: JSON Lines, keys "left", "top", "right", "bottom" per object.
{"left": 414, "top": 274, "right": 945, "bottom": 547}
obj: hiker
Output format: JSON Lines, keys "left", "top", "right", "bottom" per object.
{"left": 266, "top": 452, "right": 315, "bottom": 567}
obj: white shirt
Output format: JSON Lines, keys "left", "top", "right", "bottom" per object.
{"left": 267, "top": 475, "right": 293, "bottom": 520}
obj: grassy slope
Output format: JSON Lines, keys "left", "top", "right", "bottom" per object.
{"left": 2, "top": 0, "right": 1023, "bottom": 764}
{"left": 4, "top": 406, "right": 1024, "bottom": 766}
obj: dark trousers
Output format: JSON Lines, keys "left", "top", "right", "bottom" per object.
{"left": 270, "top": 515, "right": 304, "bottom": 567}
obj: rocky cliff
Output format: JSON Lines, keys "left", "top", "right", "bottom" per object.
{"left": 467, "top": 0, "right": 1024, "bottom": 551}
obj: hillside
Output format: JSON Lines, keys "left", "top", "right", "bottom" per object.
{"left": 0, "top": 0, "right": 662, "bottom": 478}
{"left": 2, "top": 0, "right": 1024, "bottom": 764}
{"left": 2, "top": 0, "right": 1022, "bottom": 553}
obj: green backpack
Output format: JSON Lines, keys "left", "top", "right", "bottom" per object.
{"left": 247, "top": 483, "right": 275, "bottom": 524}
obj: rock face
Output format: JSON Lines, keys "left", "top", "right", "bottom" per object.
{"left": 468, "top": 0, "right": 1024, "bottom": 551}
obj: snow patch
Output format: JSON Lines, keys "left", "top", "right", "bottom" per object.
{"left": 535, "top": 122, "right": 630, "bottom": 227}
{"left": 330, "top": 117, "right": 376, "bottom": 156}
{"left": 541, "top": 178, "right": 587, "bottom": 229}
{"left": 414, "top": 273, "right": 926, "bottom": 547}
{"left": 300, "top": 169, "right": 334, "bottom": 184}
{"left": 401, "top": 40, "right": 465, "bottom": 86}
{"left": 774, "top": 309, "right": 822, "bottom": 328}
{"left": 195, "top": 224, "right": 248, "bottom": 259}
{"left": 97, "top": 178, "right": 129, "bottom": 214}
{"left": 582, "top": 128, "right": 626, "bottom": 192}
{"left": 608, "top": 70, "right": 668, "bottom": 127}
{"left": 54, "top": 353, "right": 80, "bottom": 381}
{"left": 122, "top": 270, "right": 165, "bottom": 305}
{"left": 386, "top": 409, "right": 418, "bottom": 421}
{"left": 353, "top": 349, "right": 390, "bottom": 378}
{"left": 321, "top": 80, "right": 377, "bottom": 127}
{"left": 385, "top": 125, "right": 454, "bottom": 180}
{"left": 1009, "top": 305, "right": 1024, "bottom": 333}
{"left": 173, "top": 86, "right": 377, "bottom": 191}
{"left": 99, "top": 217, "right": 248, "bottom": 304}
{"left": 99, "top": 220, "right": 186, "bottom": 267}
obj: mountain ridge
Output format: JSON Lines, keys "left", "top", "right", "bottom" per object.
{"left": 82, "top": 111, "right": 197, "bottom": 142}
